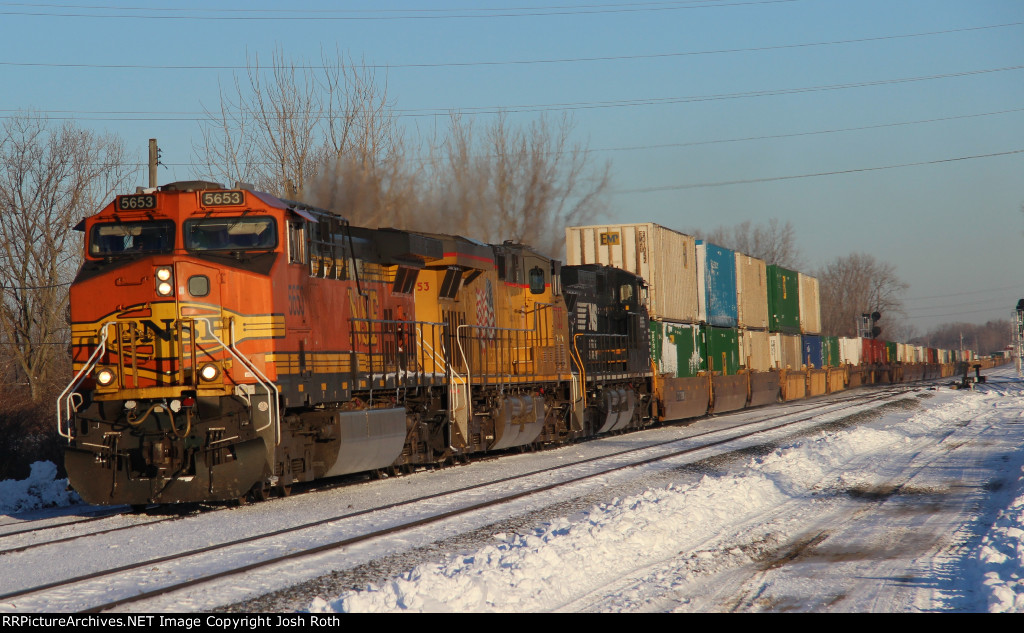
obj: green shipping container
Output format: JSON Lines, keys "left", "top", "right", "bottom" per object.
{"left": 705, "top": 326, "right": 740, "bottom": 376}
{"left": 649, "top": 320, "right": 705, "bottom": 377}
{"left": 767, "top": 265, "right": 801, "bottom": 334}
{"left": 885, "top": 341, "right": 898, "bottom": 363}
{"left": 822, "top": 336, "right": 841, "bottom": 368}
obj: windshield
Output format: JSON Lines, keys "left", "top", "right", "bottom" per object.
{"left": 89, "top": 221, "right": 175, "bottom": 257}
{"left": 184, "top": 217, "right": 277, "bottom": 252}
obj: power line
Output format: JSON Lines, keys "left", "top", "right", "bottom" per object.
{"left": 0, "top": 0, "right": 804, "bottom": 21}
{"left": 440, "top": 65, "right": 1024, "bottom": 116}
{"left": 89, "top": 106, "right": 1024, "bottom": 171}
{"left": 905, "top": 296, "right": 1018, "bottom": 315}
{"left": 0, "top": 282, "right": 71, "bottom": 290}
{"left": 591, "top": 107, "right": 1024, "bottom": 154}
{"left": 614, "top": 148, "right": 1024, "bottom": 193}
{"left": 3, "top": 64, "right": 1021, "bottom": 122}
{"left": 904, "top": 306, "right": 1015, "bottom": 320}
{"left": 903, "top": 283, "right": 1024, "bottom": 303}
{"left": 1, "top": 22, "right": 1018, "bottom": 70}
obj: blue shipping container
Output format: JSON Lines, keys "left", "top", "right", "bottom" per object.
{"left": 697, "top": 241, "right": 738, "bottom": 328}
{"left": 802, "top": 334, "right": 823, "bottom": 369}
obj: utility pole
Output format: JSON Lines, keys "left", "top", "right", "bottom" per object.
{"left": 148, "top": 139, "right": 159, "bottom": 189}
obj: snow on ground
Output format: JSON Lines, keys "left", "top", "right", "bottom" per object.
{"left": 5, "top": 368, "right": 1024, "bottom": 612}
{"left": 302, "top": 369, "right": 1024, "bottom": 613}
{"left": 0, "top": 461, "right": 79, "bottom": 514}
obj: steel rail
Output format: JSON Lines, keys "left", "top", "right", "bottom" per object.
{"left": 0, "top": 384, "right": 922, "bottom": 611}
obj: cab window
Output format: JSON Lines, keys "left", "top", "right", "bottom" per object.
{"left": 184, "top": 217, "right": 277, "bottom": 252}
{"left": 529, "top": 266, "right": 546, "bottom": 295}
{"left": 89, "top": 221, "right": 175, "bottom": 257}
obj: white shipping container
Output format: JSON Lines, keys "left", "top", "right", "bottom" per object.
{"left": 839, "top": 337, "right": 862, "bottom": 366}
{"left": 769, "top": 332, "right": 803, "bottom": 370}
{"left": 735, "top": 253, "right": 769, "bottom": 329}
{"left": 741, "top": 328, "right": 772, "bottom": 372}
{"left": 566, "top": 223, "right": 699, "bottom": 323}
{"left": 798, "top": 273, "right": 822, "bottom": 335}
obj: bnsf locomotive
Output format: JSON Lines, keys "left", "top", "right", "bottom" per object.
{"left": 57, "top": 181, "right": 650, "bottom": 505}
{"left": 58, "top": 182, "right": 983, "bottom": 506}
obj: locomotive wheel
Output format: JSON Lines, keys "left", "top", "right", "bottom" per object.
{"left": 276, "top": 484, "right": 292, "bottom": 498}
{"left": 251, "top": 484, "right": 269, "bottom": 503}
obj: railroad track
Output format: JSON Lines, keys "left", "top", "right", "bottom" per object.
{"left": 0, "top": 384, "right": 926, "bottom": 613}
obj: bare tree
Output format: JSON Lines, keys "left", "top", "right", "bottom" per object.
{"left": 196, "top": 48, "right": 394, "bottom": 201}
{"left": 197, "top": 52, "right": 609, "bottom": 250}
{"left": 913, "top": 320, "right": 1010, "bottom": 356}
{"left": 0, "top": 112, "right": 134, "bottom": 402}
{"left": 423, "top": 112, "right": 611, "bottom": 257}
{"left": 307, "top": 75, "right": 420, "bottom": 229}
{"left": 692, "top": 219, "right": 803, "bottom": 269}
{"left": 816, "top": 252, "right": 908, "bottom": 338}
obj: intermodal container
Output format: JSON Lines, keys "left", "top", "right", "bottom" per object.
{"left": 766, "top": 265, "right": 800, "bottom": 334}
{"left": 740, "top": 328, "right": 772, "bottom": 372}
{"left": 802, "top": 334, "right": 823, "bottom": 368}
{"left": 885, "top": 341, "right": 898, "bottom": 363}
{"left": 705, "top": 325, "right": 740, "bottom": 375}
{"left": 862, "top": 338, "right": 885, "bottom": 364}
{"left": 735, "top": 253, "right": 768, "bottom": 330}
{"left": 649, "top": 320, "right": 704, "bottom": 378}
{"left": 839, "top": 337, "right": 862, "bottom": 365}
{"left": 566, "top": 223, "right": 699, "bottom": 323}
{"left": 696, "top": 241, "right": 738, "bottom": 327}
{"left": 770, "top": 332, "right": 803, "bottom": 370}
{"left": 822, "top": 335, "right": 841, "bottom": 368}
{"left": 797, "top": 273, "right": 822, "bottom": 335}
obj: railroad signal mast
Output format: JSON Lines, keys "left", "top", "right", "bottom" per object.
{"left": 858, "top": 311, "right": 882, "bottom": 339}
{"left": 1014, "top": 299, "right": 1024, "bottom": 376}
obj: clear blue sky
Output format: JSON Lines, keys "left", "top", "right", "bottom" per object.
{"left": 1, "top": 0, "right": 1022, "bottom": 337}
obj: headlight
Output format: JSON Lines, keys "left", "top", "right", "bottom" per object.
{"left": 155, "top": 267, "right": 174, "bottom": 296}
{"left": 199, "top": 363, "right": 221, "bottom": 382}
{"left": 95, "top": 367, "right": 117, "bottom": 387}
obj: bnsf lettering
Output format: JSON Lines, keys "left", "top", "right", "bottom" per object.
{"left": 141, "top": 319, "right": 176, "bottom": 341}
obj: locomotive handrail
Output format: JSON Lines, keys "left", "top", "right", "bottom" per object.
{"left": 198, "top": 317, "right": 281, "bottom": 446}
{"left": 571, "top": 333, "right": 589, "bottom": 408}
{"left": 455, "top": 322, "right": 540, "bottom": 392}
{"left": 415, "top": 322, "right": 467, "bottom": 424}
{"left": 455, "top": 324, "right": 475, "bottom": 403}
{"left": 57, "top": 321, "right": 113, "bottom": 440}
{"left": 415, "top": 323, "right": 450, "bottom": 376}
{"left": 349, "top": 317, "right": 449, "bottom": 385}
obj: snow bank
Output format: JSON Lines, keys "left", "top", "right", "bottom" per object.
{"left": 309, "top": 472, "right": 791, "bottom": 613}
{"left": 0, "top": 461, "right": 80, "bottom": 514}
{"left": 976, "top": 468, "right": 1024, "bottom": 612}
{"left": 307, "top": 413, "right": 926, "bottom": 613}
{"left": 307, "top": 384, "right": 1024, "bottom": 613}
